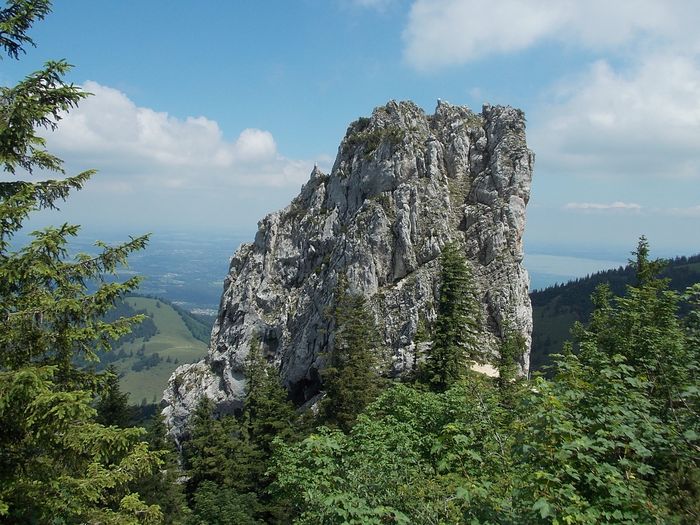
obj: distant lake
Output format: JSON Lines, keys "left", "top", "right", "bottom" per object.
{"left": 525, "top": 253, "right": 626, "bottom": 291}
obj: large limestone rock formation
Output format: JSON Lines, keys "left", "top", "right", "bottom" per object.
{"left": 163, "top": 100, "right": 534, "bottom": 440}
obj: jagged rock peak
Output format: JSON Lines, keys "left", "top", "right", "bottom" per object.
{"left": 162, "top": 99, "right": 534, "bottom": 442}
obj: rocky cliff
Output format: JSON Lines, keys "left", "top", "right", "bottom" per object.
{"left": 163, "top": 100, "right": 534, "bottom": 440}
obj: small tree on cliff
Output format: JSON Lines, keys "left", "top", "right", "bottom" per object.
{"left": 423, "top": 243, "right": 482, "bottom": 391}
{"left": 321, "top": 273, "right": 385, "bottom": 432}
{"left": 243, "top": 336, "right": 298, "bottom": 455}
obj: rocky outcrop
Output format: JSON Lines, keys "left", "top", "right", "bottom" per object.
{"left": 162, "top": 100, "right": 534, "bottom": 441}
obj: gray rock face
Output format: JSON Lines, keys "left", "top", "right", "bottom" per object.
{"left": 162, "top": 100, "right": 534, "bottom": 441}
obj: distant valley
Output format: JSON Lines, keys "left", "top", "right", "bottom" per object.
{"left": 89, "top": 296, "right": 212, "bottom": 404}
{"left": 60, "top": 231, "right": 638, "bottom": 313}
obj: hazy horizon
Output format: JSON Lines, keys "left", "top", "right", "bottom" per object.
{"left": 13, "top": 226, "right": 694, "bottom": 311}
{"left": 2, "top": 1, "right": 698, "bottom": 258}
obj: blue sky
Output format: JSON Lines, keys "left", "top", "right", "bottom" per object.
{"left": 3, "top": 0, "right": 699, "bottom": 261}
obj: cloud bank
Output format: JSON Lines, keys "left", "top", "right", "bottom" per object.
{"left": 48, "top": 81, "right": 317, "bottom": 191}
{"left": 564, "top": 201, "right": 642, "bottom": 212}
{"left": 403, "top": 0, "right": 700, "bottom": 70}
{"left": 13, "top": 81, "right": 332, "bottom": 232}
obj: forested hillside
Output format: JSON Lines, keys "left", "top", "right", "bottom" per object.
{"left": 530, "top": 253, "right": 700, "bottom": 371}
{"left": 84, "top": 296, "right": 211, "bottom": 404}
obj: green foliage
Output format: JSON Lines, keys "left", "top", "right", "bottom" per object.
{"left": 271, "top": 238, "right": 700, "bottom": 524}
{"left": 95, "top": 365, "right": 132, "bottom": 427}
{"left": 0, "top": 4, "right": 166, "bottom": 522}
{"left": 422, "top": 242, "right": 482, "bottom": 391}
{"left": 103, "top": 299, "right": 158, "bottom": 346}
{"left": 182, "top": 336, "right": 306, "bottom": 524}
{"left": 271, "top": 378, "right": 512, "bottom": 524}
{"left": 496, "top": 326, "right": 527, "bottom": 408}
{"left": 182, "top": 398, "right": 265, "bottom": 524}
{"left": 184, "top": 398, "right": 259, "bottom": 494}
{"left": 346, "top": 124, "right": 405, "bottom": 158}
{"left": 321, "top": 274, "right": 385, "bottom": 431}
{"left": 131, "top": 413, "right": 190, "bottom": 524}
{"left": 188, "top": 481, "right": 262, "bottom": 525}
{"left": 684, "top": 282, "right": 700, "bottom": 348}
{"left": 572, "top": 237, "right": 694, "bottom": 417}
{"left": 529, "top": 250, "right": 700, "bottom": 372}
{"left": 244, "top": 336, "right": 298, "bottom": 455}
{"left": 0, "top": 366, "right": 164, "bottom": 524}
{"left": 0, "top": 0, "right": 50, "bottom": 59}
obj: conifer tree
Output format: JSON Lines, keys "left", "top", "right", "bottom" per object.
{"left": 321, "top": 273, "right": 384, "bottom": 432}
{"left": 184, "top": 398, "right": 236, "bottom": 493}
{"left": 183, "top": 398, "right": 262, "bottom": 524}
{"left": 132, "top": 414, "right": 190, "bottom": 524}
{"left": 0, "top": 3, "right": 161, "bottom": 522}
{"left": 243, "top": 336, "right": 298, "bottom": 455}
{"left": 95, "top": 365, "right": 132, "bottom": 427}
{"left": 242, "top": 336, "right": 302, "bottom": 522}
{"left": 182, "top": 338, "right": 302, "bottom": 524}
{"left": 573, "top": 237, "right": 694, "bottom": 414}
{"left": 424, "top": 243, "right": 481, "bottom": 391}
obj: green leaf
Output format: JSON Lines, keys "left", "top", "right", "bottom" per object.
{"left": 682, "top": 429, "right": 698, "bottom": 441}
{"left": 532, "top": 497, "right": 552, "bottom": 519}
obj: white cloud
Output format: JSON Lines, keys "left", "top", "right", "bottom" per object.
{"left": 563, "top": 202, "right": 700, "bottom": 218}
{"left": 662, "top": 205, "right": 700, "bottom": 218}
{"left": 531, "top": 55, "right": 700, "bottom": 179}
{"left": 564, "top": 201, "right": 642, "bottom": 212}
{"left": 403, "top": 0, "right": 700, "bottom": 70}
{"left": 399, "top": 1, "right": 700, "bottom": 183}
{"left": 350, "top": 0, "right": 396, "bottom": 10}
{"left": 47, "top": 81, "right": 318, "bottom": 189}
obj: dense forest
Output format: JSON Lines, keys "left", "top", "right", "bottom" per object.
{"left": 530, "top": 253, "right": 700, "bottom": 371}
{"left": 1, "top": 2, "right": 699, "bottom": 524}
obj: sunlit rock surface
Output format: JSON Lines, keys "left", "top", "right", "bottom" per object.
{"left": 163, "top": 100, "right": 534, "bottom": 441}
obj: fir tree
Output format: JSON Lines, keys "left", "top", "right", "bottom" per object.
{"left": 242, "top": 336, "right": 303, "bottom": 523}
{"left": 573, "top": 237, "right": 695, "bottom": 416}
{"left": 243, "top": 335, "right": 298, "bottom": 455}
{"left": 423, "top": 242, "right": 481, "bottom": 391}
{"left": 132, "top": 413, "right": 190, "bottom": 524}
{"left": 95, "top": 365, "right": 132, "bottom": 427}
{"left": 321, "top": 274, "right": 384, "bottom": 432}
{"left": 183, "top": 398, "right": 262, "bottom": 523}
{"left": 0, "top": 3, "right": 161, "bottom": 522}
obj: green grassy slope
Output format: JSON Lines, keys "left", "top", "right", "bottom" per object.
{"left": 530, "top": 254, "right": 700, "bottom": 372}
{"left": 106, "top": 297, "right": 210, "bottom": 404}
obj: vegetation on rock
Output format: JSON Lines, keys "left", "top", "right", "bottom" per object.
{"left": 321, "top": 274, "right": 386, "bottom": 431}
{"left": 421, "top": 242, "right": 482, "bottom": 391}
{"left": 270, "top": 238, "right": 700, "bottom": 524}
